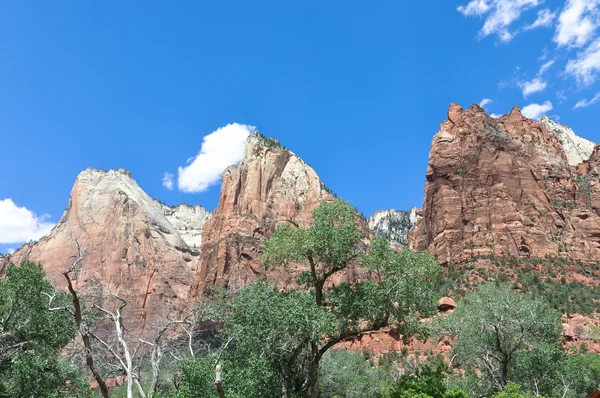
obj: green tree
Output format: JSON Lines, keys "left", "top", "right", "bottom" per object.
{"left": 227, "top": 200, "right": 441, "bottom": 397}
{"left": 316, "top": 349, "right": 388, "bottom": 398}
{"left": 440, "top": 284, "right": 562, "bottom": 396}
{"left": 0, "top": 261, "right": 91, "bottom": 397}
{"left": 171, "top": 353, "right": 279, "bottom": 398}
{"left": 382, "top": 363, "right": 469, "bottom": 398}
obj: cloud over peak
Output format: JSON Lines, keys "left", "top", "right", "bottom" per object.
{"left": 0, "top": 199, "right": 55, "bottom": 244}
{"left": 175, "top": 123, "right": 256, "bottom": 193}
{"left": 522, "top": 101, "right": 553, "bottom": 119}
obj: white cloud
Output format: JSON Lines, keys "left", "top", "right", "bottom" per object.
{"left": 458, "top": 0, "right": 490, "bottom": 16}
{"left": 522, "top": 101, "right": 553, "bottom": 119}
{"left": 524, "top": 8, "right": 557, "bottom": 30}
{"left": 574, "top": 92, "right": 600, "bottom": 108}
{"left": 538, "top": 60, "right": 555, "bottom": 75}
{"left": 7, "top": 248, "right": 14, "bottom": 255}
{"left": 177, "top": 123, "right": 256, "bottom": 193}
{"left": 520, "top": 77, "right": 547, "bottom": 97}
{"left": 566, "top": 38, "right": 600, "bottom": 85}
{"left": 458, "top": 0, "right": 541, "bottom": 42}
{"left": 0, "top": 199, "right": 55, "bottom": 244}
{"left": 162, "top": 172, "right": 174, "bottom": 190}
{"left": 490, "top": 113, "right": 501, "bottom": 118}
{"left": 554, "top": 0, "right": 600, "bottom": 48}
{"left": 480, "top": 98, "right": 493, "bottom": 107}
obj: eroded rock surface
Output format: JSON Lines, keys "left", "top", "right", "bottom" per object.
{"left": 160, "top": 203, "right": 212, "bottom": 250}
{"left": 189, "top": 132, "right": 337, "bottom": 297}
{"left": 409, "top": 104, "right": 600, "bottom": 265}
{"left": 9, "top": 169, "right": 207, "bottom": 333}
{"left": 369, "top": 208, "right": 417, "bottom": 247}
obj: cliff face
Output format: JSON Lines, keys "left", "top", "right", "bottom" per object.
{"left": 10, "top": 169, "right": 211, "bottom": 331}
{"left": 189, "top": 133, "right": 336, "bottom": 296}
{"left": 409, "top": 104, "right": 600, "bottom": 265}
{"left": 369, "top": 208, "right": 417, "bottom": 247}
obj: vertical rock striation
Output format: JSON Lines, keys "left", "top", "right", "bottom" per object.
{"left": 9, "top": 169, "right": 210, "bottom": 333}
{"left": 188, "top": 132, "right": 336, "bottom": 297}
{"left": 409, "top": 104, "right": 600, "bottom": 265}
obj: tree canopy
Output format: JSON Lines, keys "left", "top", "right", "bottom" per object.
{"left": 0, "top": 261, "right": 91, "bottom": 397}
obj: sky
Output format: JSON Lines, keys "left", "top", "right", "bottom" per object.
{"left": 2, "top": 0, "right": 600, "bottom": 254}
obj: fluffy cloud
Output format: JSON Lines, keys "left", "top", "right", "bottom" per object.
{"left": 457, "top": 0, "right": 541, "bottom": 42}
{"left": 566, "top": 38, "right": 600, "bottom": 85}
{"left": 524, "top": 9, "right": 557, "bottom": 31}
{"left": 0, "top": 199, "right": 55, "bottom": 244}
{"left": 520, "top": 77, "right": 547, "bottom": 97}
{"left": 162, "top": 172, "right": 174, "bottom": 190}
{"left": 554, "top": 0, "right": 600, "bottom": 48}
{"left": 574, "top": 92, "right": 600, "bottom": 108}
{"left": 480, "top": 98, "right": 493, "bottom": 107}
{"left": 6, "top": 248, "right": 14, "bottom": 255}
{"left": 522, "top": 101, "right": 553, "bottom": 118}
{"left": 177, "top": 123, "right": 256, "bottom": 193}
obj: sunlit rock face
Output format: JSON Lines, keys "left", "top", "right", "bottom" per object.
{"left": 409, "top": 103, "right": 600, "bottom": 266}
{"left": 369, "top": 208, "right": 418, "bottom": 247}
{"left": 188, "top": 132, "right": 341, "bottom": 298}
{"left": 9, "top": 168, "right": 211, "bottom": 334}
{"left": 540, "top": 116, "right": 596, "bottom": 166}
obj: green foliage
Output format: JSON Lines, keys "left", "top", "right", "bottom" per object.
{"left": 230, "top": 200, "right": 441, "bottom": 397}
{"left": 171, "top": 354, "right": 279, "bottom": 398}
{"left": 440, "top": 284, "right": 562, "bottom": 396}
{"left": 382, "top": 363, "right": 468, "bottom": 398}
{"left": 226, "top": 279, "right": 336, "bottom": 393}
{"left": 316, "top": 349, "right": 389, "bottom": 398}
{"left": 491, "top": 383, "right": 532, "bottom": 398}
{"left": 0, "top": 262, "right": 91, "bottom": 397}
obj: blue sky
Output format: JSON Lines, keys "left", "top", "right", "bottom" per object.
{"left": 2, "top": 1, "right": 600, "bottom": 254}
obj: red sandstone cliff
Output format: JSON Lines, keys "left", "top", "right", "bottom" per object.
{"left": 9, "top": 169, "right": 211, "bottom": 332}
{"left": 188, "top": 132, "right": 336, "bottom": 297}
{"left": 409, "top": 103, "right": 600, "bottom": 265}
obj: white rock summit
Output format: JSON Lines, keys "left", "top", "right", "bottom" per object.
{"left": 540, "top": 116, "right": 596, "bottom": 166}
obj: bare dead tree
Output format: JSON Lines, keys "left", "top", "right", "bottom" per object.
{"left": 62, "top": 237, "right": 110, "bottom": 398}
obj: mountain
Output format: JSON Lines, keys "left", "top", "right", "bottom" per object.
{"left": 188, "top": 132, "right": 338, "bottom": 297}
{"left": 368, "top": 208, "right": 418, "bottom": 247}
{"left": 409, "top": 103, "right": 600, "bottom": 266}
{"left": 9, "top": 168, "right": 211, "bottom": 332}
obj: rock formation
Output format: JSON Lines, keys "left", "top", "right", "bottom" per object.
{"left": 369, "top": 208, "right": 417, "bottom": 247}
{"left": 159, "top": 203, "right": 212, "bottom": 250}
{"left": 409, "top": 103, "right": 600, "bottom": 266}
{"left": 9, "top": 169, "right": 211, "bottom": 333}
{"left": 189, "top": 132, "right": 336, "bottom": 297}
{"left": 540, "top": 116, "right": 596, "bottom": 166}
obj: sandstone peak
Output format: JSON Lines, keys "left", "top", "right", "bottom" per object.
{"left": 410, "top": 102, "right": 600, "bottom": 265}
{"left": 10, "top": 167, "right": 214, "bottom": 335}
{"left": 189, "top": 132, "right": 336, "bottom": 296}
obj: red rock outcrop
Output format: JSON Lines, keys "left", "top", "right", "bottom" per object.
{"left": 9, "top": 169, "right": 211, "bottom": 334}
{"left": 189, "top": 133, "right": 336, "bottom": 297}
{"left": 409, "top": 103, "right": 600, "bottom": 265}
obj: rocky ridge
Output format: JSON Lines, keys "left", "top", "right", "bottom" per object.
{"left": 188, "top": 132, "right": 338, "bottom": 297}
{"left": 408, "top": 103, "right": 600, "bottom": 266}
{"left": 540, "top": 116, "right": 596, "bottom": 166}
{"left": 368, "top": 208, "right": 418, "bottom": 247}
{"left": 9, "top": 168, "right": 210, "bottom": 333}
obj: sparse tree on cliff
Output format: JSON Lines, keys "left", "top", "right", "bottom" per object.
{"left": 224, "top": 199, "right": 441, "bottom": 397}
